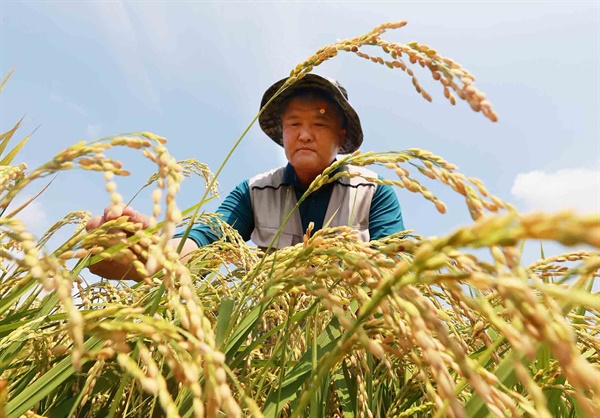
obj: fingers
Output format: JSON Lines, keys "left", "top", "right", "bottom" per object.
{"left": 88, "top": 204, "right": 150, "bottom": 235}
{"left": 103, "top": 203, "right": 125, "bottom": 221}
{"left": 102, "top": 204, "right": 150, "bottom": 228}
{"left": 121, "top": 206, "right": 151, "bottom": 228}
{"left": 86, "top": 215, "right": 105, "bottom": 232}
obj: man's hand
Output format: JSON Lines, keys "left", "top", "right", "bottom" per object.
{"left": 85, "top": 204, "right": 152, "bottom": 281}
{"left": 85, "top": 204, "right": 198, "bottom": 281}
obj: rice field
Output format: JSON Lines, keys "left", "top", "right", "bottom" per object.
{"left": 0, "top": 22, "right": 598, "bottom": 418}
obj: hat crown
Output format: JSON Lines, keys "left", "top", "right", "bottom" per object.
{"left": 323, "top": 76, "right": 349, "bottom": 100}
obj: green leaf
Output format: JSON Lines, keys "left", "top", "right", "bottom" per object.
{"left": 228, "top": 306, "right": 314, "bottom": 371}
{"left": 215, "top": 299, "right": 235, "bottom": 349}
{"left": 0, "top": 117, "right": 23, "bottom": 156}
{"left": 546, "top": 375, "right": 566, "bottom": 414}
{"left": 0, "top": 287, "right": 51, "bottom": 373}
{"left": 5, "top": 337, "right": 104, "bottom": 417}
{"left": 536, "top": 345, "right": 551, "bottom": 372}
{"left": 335, "top": 365, "right": 356, "bottom": 417}
{"left": 262, "top": 335, "right": 342, "bottom": 417}
{"left": 146, "top": 282, "right": 166, "bottom": 316}
{"left": 574, "top": 276, "right": 595, "bottom": 320}
{"left": 262, "top": 302, "right": 356, "bottom": 418}
{"left": 106, "top": 345, "right": 139, "bottom": 418}
{"left": 0, "top": 131, "right": 33, "bottom": 165}
{"left": 0, "top": 68, "right": 14, "bottom": 93}
{"left": 566, "top": 393, "right": 586, "bottom": 417}
{"left": 224, "top": 304, "right": 264, "bottom": 360}
{"left": 317, "top": 371, "right": 330, "bottom": 418}
{"left": 465, "top": 350, "right": 526, "bottom": 417}
{"left": 0, "top": 276, "right": 37, "bottom": 319}
{"left": 48, "top": 394, "right": 79, "bottom": 418}
{"left": 5, "top": 178, "right": 55, "bottom": 219}
{"left": 0, "top": 311, "right": 68, "bottom": 339}
{"left": 366, "top": 351, "right": 374, "bottom": 412}
{"left": 539, "top": 241, "right": 546, "bottom": 260}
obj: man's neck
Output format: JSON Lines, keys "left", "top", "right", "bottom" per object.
{"left": 295, "top": 171, "right": 318, "bottom": 189}
{"left": 290, "top": 160, "right": 339, "bottom": 189}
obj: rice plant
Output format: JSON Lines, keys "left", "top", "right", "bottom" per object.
{"left": 0, "top": 22, "right": 598, "bottom": 418}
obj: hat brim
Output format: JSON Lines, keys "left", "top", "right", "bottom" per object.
{"left": 258, "top": 74, "right": 363, "bottom": 154}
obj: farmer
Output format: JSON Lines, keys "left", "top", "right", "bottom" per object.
{"left": 86, "top": 74, "right": 404, "bottom": 280}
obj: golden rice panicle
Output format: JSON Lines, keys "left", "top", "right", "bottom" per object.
{"left": 0, "top": 218, "right": 46, "bottom": 284}
{"left": 136, "top": 144, "right": 241, "bottom": 418}
{"left": 517, "top": 211, "right": 600, "bottom": 248}
{"left": 284, "top": 21, "right": 498, "bottom": 122}
{"left": 310, "top": 149, "right": 506, "bottom": 220}
{"left": 287, "top": 21, "right": 408, "bottom": 82}
{"left": 76, "top": 342, "right": 114, "bottom": 411}
{"left": 143, "top": 158, "right": 220, "bottom": 198}
{"left": 0, "top": 133, "right": 164, "bottom": 211}
{"left": 0, "top": 162, "right": 27, "bottom": 192}
{"left": 37, "top": 210, "right": 91, "bottom": 249}
{"left": 52, "top": 270, "right": 86, "bottom": 371}
{"left": 496, "top": 278, "right": 600, "bottom": 416}
{"left": 353, "top": 356, "right": 372, "bottom": 418}
{"left": 2, "top": 216, "right": 89, "bottom": 372}
{"left": 142, "top": 142, "right": 186, "bottom": 283}
{"left": 117, "top": 350, "right": 179, "bottom": 417}
{"left": 389, "top": 295, "right": 464, "bottom": 417}
{"left": 103, "top": 170, "right": 123, "bottom": 216}
{"left": 406, "top": 286, "right": 518, "bottom": 415}
{"left": 295, "top": 205, "right": 600, "bottom": 414}
{"left": 528, "top": 249, "right": 595, "bottom": 280}
{"left": 395, "top": 149, "right": 509, "bottom": 220}
{"left": 74, "top": 276, "right": 90, "bottom": 310}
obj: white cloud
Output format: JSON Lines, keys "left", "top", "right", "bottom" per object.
{"left": 86, "top": 124, "right": 102, "bottom": 140}
{"left": 7, "top": 195, "right": 48, "bottom": 236}
{"left": 511, "top": 167, "right": 600, "bottom": 213}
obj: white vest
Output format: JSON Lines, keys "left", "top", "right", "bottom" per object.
{"left": 249, "top": 165, "right": 378, "bottom": 249}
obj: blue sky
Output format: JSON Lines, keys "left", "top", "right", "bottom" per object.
{"left": 1, "top": 1, "right": 598, "bottom": 264}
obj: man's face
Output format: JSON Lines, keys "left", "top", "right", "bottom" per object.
{"left": 281, "top": 97, "right": 346, "bottom": 183}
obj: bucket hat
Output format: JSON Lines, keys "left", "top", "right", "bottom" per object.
{"left": 259, "top": 74, "right": 363, "bottom": 154}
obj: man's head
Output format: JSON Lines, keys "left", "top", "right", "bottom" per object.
{"left": 259, "top": 74, "right": 363, "bottom": 155}
{"left": 279, "top": 91, "right": 346, "bottom": 184}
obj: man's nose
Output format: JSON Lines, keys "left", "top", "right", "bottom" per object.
{"left": 298, "top": 126, "right": 314, "bottom": 142}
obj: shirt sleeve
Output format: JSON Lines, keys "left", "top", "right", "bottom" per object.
{"left": 174, "top": 180, "right": 255, "bottom": 247}
{"left": 368, "top": 177, "right": 405, "bottom": 240}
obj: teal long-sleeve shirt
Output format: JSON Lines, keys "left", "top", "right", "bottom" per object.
{"left": 176, "top": 164, "right": 404, "bottom": 247}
